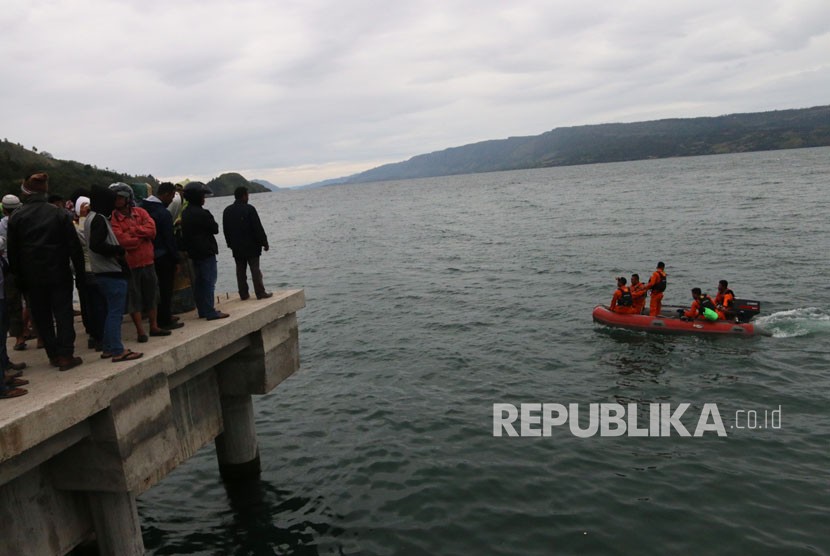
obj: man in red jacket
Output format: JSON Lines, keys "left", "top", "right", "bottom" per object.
{"left": 109, "top": 183, "right": 171, "bottom": 342}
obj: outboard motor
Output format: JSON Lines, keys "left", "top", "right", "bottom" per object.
{"left": 733, "top": 299, "right": 761, "bottom": 323}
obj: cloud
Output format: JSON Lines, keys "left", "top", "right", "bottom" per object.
{"left": 1, "top": 0, "right": 828, "bottom": 185}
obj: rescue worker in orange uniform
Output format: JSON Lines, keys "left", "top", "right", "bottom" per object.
{"left": 630, "top": 273, "right": 648, "bottom": 315}
{"left": 610, "top": 277, "right": 639, "bottom": 314}
{"left": 644, "top": 261, "right": 667, "bottom": 317}
{"left": 713, "top": 279, "right": 736, "bottom": 321}
{"left": 682, "top": 288, "right": 723, "bottom": 320}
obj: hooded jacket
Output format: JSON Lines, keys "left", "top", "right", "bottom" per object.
{"left": 86, "top": 186, "right": 130, "bottom": 277}
{"left": 110, "top": 205, "right": 157, "bottom": 269}
{"left": 140, "top": 196, "right": 177, "bottom": 260}
{"left": 181, "top": 202, "right": 219, "bottom": 260}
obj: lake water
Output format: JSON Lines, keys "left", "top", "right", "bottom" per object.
{"left": 140, "top": 147, "right": 830, "bottom": 555}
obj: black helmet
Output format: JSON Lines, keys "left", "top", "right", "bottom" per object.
{"left": 183, "top": 181, "right": 213, "bottom": 196}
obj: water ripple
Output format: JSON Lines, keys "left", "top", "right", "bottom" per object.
{"left": 141, "top": 147, "right": 830, "bottom": 555}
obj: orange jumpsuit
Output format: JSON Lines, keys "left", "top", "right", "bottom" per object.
{"left": 714, "top": 289, "right": 735, "bottom": 319}
{"left": 645, "top": 269, "right": 667, "bottom": 316}
{"left": 631, "top": 283, "right": 648, "bottom": 314}
{"left": 684, "top": 295, "right": 725, "bottom": 320}
{"left": 610, "top": 286, "right": 639, "bottom": 314}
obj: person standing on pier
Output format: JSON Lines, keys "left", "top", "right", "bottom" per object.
{"left": 7, "top": 172, "right": 85, "bottom": 372}
{"left": 0, "top": 195, "right": 32, "bottom": 361}
{"left": 109, "top": 183, "right": 171, "bottom": 342}
{"left": 222, "top": 186, "right": 272, "bottom": 300}
{"left": 86, "top": 186, "right": 143, "bottom": 362}
{"left": 73, "top": 196, "right": 107, "bottom": 351}
{"left": 0, "top": 211, "right": 28, "bottom": 398}
{"left": 141, "top": 182, "right": 184, "bottom": 330}
{"left": 181, "top": 182, "right": 229, "bottom": 320}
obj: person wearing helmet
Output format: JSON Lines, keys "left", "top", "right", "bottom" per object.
{"left": 108, "top": 183, "right": 172, "bottom": 342}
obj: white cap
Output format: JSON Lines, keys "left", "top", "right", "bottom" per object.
{"left": 2, "top": 194, "right": 21, "bottom": 211}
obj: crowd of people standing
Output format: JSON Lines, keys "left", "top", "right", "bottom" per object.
{"left": 1, "top": 172, "right": 272, "bottom": 399}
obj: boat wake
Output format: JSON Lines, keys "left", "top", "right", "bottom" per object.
{"left": 754, "top": 307, "right": 830, "bottom": 338}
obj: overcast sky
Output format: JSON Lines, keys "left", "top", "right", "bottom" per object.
{"left": 2, "top": 1, "right": 828, "bottom": 186}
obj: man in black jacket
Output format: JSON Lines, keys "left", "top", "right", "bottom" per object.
{"left": 7, "top": 172, "right": 85, "bottom": 371}
{"left": 180, "top": 182, "right": 228, "bottom": 320}
{"left": 141, "top": 182, "right": 184, "bottom": 329}
{"left": 222, "top": 186, "right": 272, "bottom": 300}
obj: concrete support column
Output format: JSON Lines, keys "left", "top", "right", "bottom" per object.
{"left": 87, "top": 491, "right": 144, "bottom": 556}
{"left": 215, "top": 394, "right": 261, "bottom": 480}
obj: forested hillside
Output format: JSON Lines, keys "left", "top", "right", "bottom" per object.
{"left": 0, "top": 141, "right": 267, "bottom": 198}
{"left": 330, "top": 105, "right": 830, "bottom": 185}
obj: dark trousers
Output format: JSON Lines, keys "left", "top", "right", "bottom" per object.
{"left": 79, "top": 278, "right": 107, "bottom": 343}
{"left": 234, "top": 256, "right": 266, "bottom": 298}
{"left": 4, "top": 272, "right": 24, "bottom": 338}
{"left": 0, "top": 298, "right": 8, "bottom": 392}
{"left": 26, "top": 280, "right": 76, "bottom": 359}
{"left": 155, "top": 254, "right": 177, "bottom": 325}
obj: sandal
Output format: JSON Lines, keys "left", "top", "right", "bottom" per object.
{"left": 112, "top": 350, "right": 143, "bottom": 362}
{"left": 5, "top": 377, "right": 29, "bottom": 387}
{"left": 0, "top": 387, "right": 27, "bottom": 399}
{"left": 101, "top": 352, "right": 115, "bottom": 359}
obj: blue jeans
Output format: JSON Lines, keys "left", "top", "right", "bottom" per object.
{"left": 97, "top": 275, "right": 128, "bottom": 355}
{"left": 191, "top": 256, "right": 219, "bottom": 318}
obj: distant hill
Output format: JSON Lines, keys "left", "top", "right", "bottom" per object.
{"left": 308, "top": 105, "right": 830, "bottom": 187}
{"left": 251, "top": 178, "right": 284, "bottom": 192}
{"left": 292, "top": 177, "right": 348, "bottom": 190}
{"left": 0, "top": 140, "right": 157, "bottom": 198}
{"left": 206, "top": 173, "right": 269, "bottom": 197}
{"left": 0, "top": 141, "right": 269, "bottom": 198}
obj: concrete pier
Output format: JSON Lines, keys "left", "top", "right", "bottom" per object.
{"left": 0, "top": 289, "right": 304, "bottom": 555}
